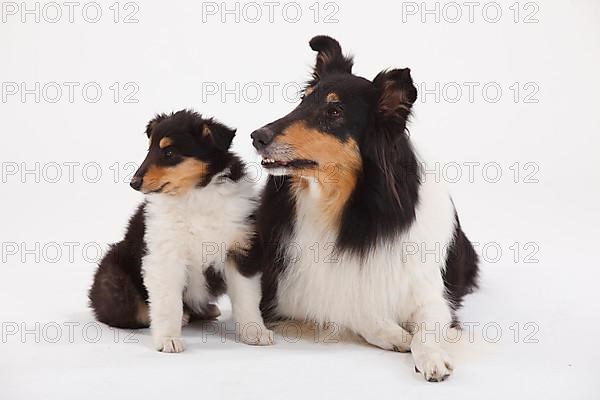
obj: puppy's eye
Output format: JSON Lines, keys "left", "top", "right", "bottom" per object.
{"left": 163, "top": 147, "right": 176, "bottom": 159}
{"left": 326, "top": 104, "right": 342, "bottom": 118}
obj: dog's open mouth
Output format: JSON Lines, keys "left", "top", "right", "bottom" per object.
{"left": 261, "top": 158, "right": 318, "bottom": 169}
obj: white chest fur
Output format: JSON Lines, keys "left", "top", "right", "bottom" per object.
{"left": 144, "top": 177, "right": 256, "bottom": 269}
{"left": 275, "top": 173, "right": 457, "bottom": 333}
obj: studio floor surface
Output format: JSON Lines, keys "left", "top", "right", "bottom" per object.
{"left": 1, "top": 259, "right": 597, "bottom": 399}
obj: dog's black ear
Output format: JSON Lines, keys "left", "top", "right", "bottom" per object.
{"left": 145, "top": 113, "right": 168, "bottom": 138}
{"left": 202, "top": 119, "right": 236, "bottom": 151}
{"left": 373, "top": 68, "right": 417, "bottom": 118}
{"left": 308, "top": 35, "right": 353, "bottom": 84}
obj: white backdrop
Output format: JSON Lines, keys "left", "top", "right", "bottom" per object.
{"left": 1, "top": 0, "right": 599, "bottom": 398}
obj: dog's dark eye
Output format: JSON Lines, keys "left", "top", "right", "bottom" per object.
{"left": 163, "top": 147, "right": 176, "bottom": 159}
{"left": 326, "top": 104, "right": 342, "bottom": 118}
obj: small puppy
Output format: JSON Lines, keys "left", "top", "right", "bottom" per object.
{"left": 89, "top": 110, "right": 274, "bottom": 352}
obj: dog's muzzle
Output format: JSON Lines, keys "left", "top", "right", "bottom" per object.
{"left": 251, "top": 127, "right": 274, "bottom": 151}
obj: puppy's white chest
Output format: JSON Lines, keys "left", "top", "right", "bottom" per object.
{"left": 144, "top": 182, "right": 254, "bottom": 268}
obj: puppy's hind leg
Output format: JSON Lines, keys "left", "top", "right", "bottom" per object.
{"left": 224, "top": 259, "right": 274, "bottom": 346}
{"left": 89, "top": 244, "right": 149, "bottom": 329}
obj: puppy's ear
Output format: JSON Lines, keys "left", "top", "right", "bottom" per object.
{"left": 308, "top": 35, "right": 353, "bottom": 85}
{"left": 145, "top": 113, "right": 168, "bottom": 138}
{"left": 373, "top": 68, "right": 417, "bottom": 118}
{"left": 202, "top": 119, "right": 236, "bottom": 151}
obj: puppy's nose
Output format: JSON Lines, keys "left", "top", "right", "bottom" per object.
{"left": 251, "top": 127, "right": 274, "bottom": 150}
{"left": 130, "top": 176, "right": 143, "bottom": 191}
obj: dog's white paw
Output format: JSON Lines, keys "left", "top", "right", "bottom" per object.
{"left": 155, "top": 336, "right": 185, "bottom": 353}
{"left": 239, "top": 325, "right": 275, "bottom": 346}
{"left": 414, "top": 349, "right": 454, "bottom": 382}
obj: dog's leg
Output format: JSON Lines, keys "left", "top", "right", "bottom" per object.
{"left": 143, "top": 253, "right": 187, "bottom": 353}
{"left": 357, "top": 319, "right": 413, "bottom": 352}
{"left": 224, "top": 260, "right": 274, "bottom": 346}
{"left": 182, "top": 267, "right": 211, "bottom": 321}
{"left": 409, "top": 300, "right": 454, "bottom": 382}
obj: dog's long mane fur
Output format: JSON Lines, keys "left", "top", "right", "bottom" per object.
{"left": 337, "top": 111, "right": 421, "bottom": 259}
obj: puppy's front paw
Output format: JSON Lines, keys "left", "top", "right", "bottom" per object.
{"left": 155, "top": 336, "right": 185, "bottom": 353}
{"left": 414, "top": 349, "right": 453, "bottom": 382}
{"left": 239, "top": 324, "right": 275, "bottom": 346}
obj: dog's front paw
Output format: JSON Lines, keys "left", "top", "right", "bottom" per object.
{"left": 239, "top": 324, "right": 275, "bottom": 346}
{"left": 155, "top": 336, "right": 185, "bottom": 353}
{"left": 414, "top": 349, "right": 453, "bottom": 382}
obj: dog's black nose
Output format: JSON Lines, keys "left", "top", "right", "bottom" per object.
{"left": 130, "top": 176, "right": 143, "bottom": 191}
{"left": 251, "top": 127, "right": 274, "bottom": 150}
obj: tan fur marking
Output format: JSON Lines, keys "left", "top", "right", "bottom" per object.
{"left": 202, "top": 125, "right": 211, "bottom": 137}
{"left": 380, "top": 80, "right": 411, "bottom": 113}
{"left": 304, "top": 86, "right": 315, "bottom": 97}
{"left": 227, "top": 226, "right": 253, "bottom": 259}
{"left": 326, "top": 92, "right": 340, "bottom": 103}
{"left": 141, "top": 157, "right": 208, "bottom": 195}
{"left": 200, "top": 304, "right": 221, "bottom": 320}
{"left": 159, "top": 137, "right": 172, "bottom": 149}
{"left": 275, "top": 121, "right": 361, "bottom": 225}
{"left": 315, "top": 53, "right": 331, "bottom": 78}
{"left": 136, "top": 302, "right": 150, "bottom": 326}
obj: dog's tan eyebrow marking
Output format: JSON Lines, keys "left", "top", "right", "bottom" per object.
{"left": 159, "top": 137, "right": 172, "bottom": 149}
{"left": 326, "top": 92, "right": 340, "bottom": 103}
